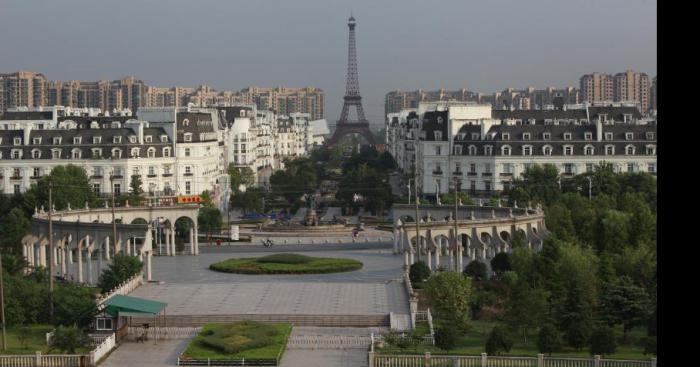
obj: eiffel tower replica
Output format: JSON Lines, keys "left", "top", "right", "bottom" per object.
{"left": 327, "top": 15, "right": 376, "bottom": 147}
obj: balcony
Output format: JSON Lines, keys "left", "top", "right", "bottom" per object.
{"left": 432, "top": 170, "right": 443, "bottom": 175}
{"left": 30, "top": 176, "right": 41, "bottom": 180}
{"left": 147, "top": 174, "right": 157, "bottom": 178}
{"left": 452, "top": 171, "right": 463, "bottom": 176}
{"left": 499, "top": 172, "right": 513, "bottom": 177}
{"left": 184, "top": 173, "right": 193, "bottom": 177}
{"left": 482, "top": 172, "right": 493, "bottom": 177}
{"left": 467, "top": 172, "right": 477, "bottom": 176}
{"left": 561, "top": 172, "right": 575, "bottom": 178}
{"left": 91, "top": 175, "right": 103, "bottom": 179}
{"left": 110, "top": 175, "right": 123, "bottom": 179}
{"left": 162, "top": 173, "right": 173, "bottom": 177}
{"left": 10, "top": 176, "right": 22, "bottom": 180}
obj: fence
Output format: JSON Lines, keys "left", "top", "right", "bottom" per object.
{"left": 0, "top": 353, "right": 85, "bottom": 367}
{"left": 177, "top": 357, "right": 278, "bottom": 366}
{"left": 88, "top": 333, "right": 116, "bottom": 365}
{"left": 127, "top": 314, "right": 390, "bottom": 328}
{"left": 367, "top": 352, "right": 657, "bottom": 367}
{"left": 125, "top": 326, "right": 201, "bottom": 341}
{"left": 96, "top": 271, "right": 144, "bottom": 308}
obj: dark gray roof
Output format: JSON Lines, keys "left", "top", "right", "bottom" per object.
{"left": 1, "top": 111, "right": 54, "bottom": 120}
{"left": 177, "top": 112, "right": 216, "bottom": 143}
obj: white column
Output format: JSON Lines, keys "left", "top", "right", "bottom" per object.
{"left": 409, "top": 250, "right": 414, "bottom": 266}
{"left": 53, "top": 245, "right": 59, "bottom": 266}
{"left": 68, "top": 247, "right": 73, "bottom": 264}
{"left": 170, "top": 228, "right": 176, "bottom": 256}
{"left": 426, "top": 249, "right": 432, "bottom": 271}
{"left": 39, "top": 245, "right": 46, "bottom": 267}
{"left": 77, "top": 241, "right": 83, "bottom": 283}
{"left": 146, "top": 251, "right": 152, "bottom": 281}
{"left": 104, "top": 237, "right": 111, "bottom": 260}
{"left": 165, "top": 229, "right": 171, "bottom": 256}
{"left": 448, "top": 249, "right": 454, "bottom": 271}
{"left": 60, "top": 245, "right": 67, "bottom": 277}
{"left": 22, "top": 244, "right": 28, "bottom": 264}
{"left": 86, "top": 247, "right": 93, "bottom": 284}
{"left": 434, "top": 243, "right": 440, "bottom": 269}
{"left": 189, "top": 228, "right": 194, "bottom": 255}
{"left": 126, "top": 239, "right": 131, "bottom": 255}
{"left": 404, "top": 251, "right": 409, "bottom": 267}
{"left": 193, "top": 224, "right": 199, "bottom": 255}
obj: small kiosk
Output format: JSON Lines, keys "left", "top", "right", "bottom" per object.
{"left": 91, "top": 295, "right": 167, "bottom": 342}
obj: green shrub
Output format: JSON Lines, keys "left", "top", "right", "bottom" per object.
{"left": 642, "top": 336, "right": 656, "bottom": 356}
{"left": 537, "top": 324, "right": 563, "bottom": 356}
{"left": 210, "top": 256, "right": 363, "bottom": 274}
{"left": 409, "top": 261, "right": 431, "bottom": 284}
{"left": 434, "top": 326, "right": 459, "bottom": 351}
{"left": 589, "top": 326, "right": 617, "bottom": 357}
{"left": 256, "top": 253, "right": 313, "bottom": 264}
{"left": 463, "top": 261, "right": 487, "bottom": 281}
{"left": 485, "top": 326, "right": 513, "bottom": 356}
{"left": 198, "top": 322, "right": 278, "bottom": 354}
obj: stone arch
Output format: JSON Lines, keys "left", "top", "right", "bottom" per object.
{"left": 131, "top": 217, "right": 148, "bottom": 225}
{"left": 500, "top": 231, "right": 511, "bottom": 242}
{"left": 433, "top": 234, "right": 449, "bottom": 255}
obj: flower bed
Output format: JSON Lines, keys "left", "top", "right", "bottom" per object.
{"left": 209, "top": 254, "right": 363, "bottom": 274}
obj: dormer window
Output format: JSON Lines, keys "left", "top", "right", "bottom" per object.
{"left": 624, "top": 114, "right": 633, "bottom": 123}
{"left": 522, "top": 145, "right": 532, "bottom": 156}
{"left": 605, "top": 145, "right": 615, "bottom": 155}
{"left": 605, "top": 132, "right": 613, "bottom": 141}
{"left": 584, "top": 145, "right": 595, "bottom": 155}
{"left": 625, "top": 145, "right": 635, "bottom": 155}
{"left": 600, "top": 114, "right": 608, "bottom": 122}
{"left": 51, "top": 149, "right": 61, "bottom": 159}
{"left": 543, "top": 145, "right": 553, "bottom": 156}
{"left": 113, "top": 136, "right": 122, "bottom": 144}
{"left": 484, "top": 146, "right": 493, "bottom": 155}
{"left": 93, "top": 136, "right": 102, "bottom": 144}
{"left": 471, "top": 133, "right": 480, "bottom": 140}
{"left": 160, "top": 135, "right": 168, "bottom": 143}
{"left": 434, "top": 131, "right": 442, "bottom": 140}
{"left": 92, "top": 148, "right": 102, "bottom": 158}
{"left": 71, "top": 148, "right": 81, "bottom": 159}
{"left": 145, "top": 136, "right": 153, "bottom": 143}
{"left": 112, "top": 148, "right": 122, "bottom": 158}
{"left": 147, "top": 147, "right": 156, "bottom": 158}
{"left": 563, "top": 145, "right": 574, "bottom": 156}
{"left": 646, "top": 132, "right": 655, "bottom": 140}
{"left": 33, "top": 137, "right": 42, "bottom": 145}
{"left": 163, "top": 147, "right": 171, "bottom": 157}
{"left": 453, "top": 145, "right": 462, "bottom": 155}
{"left": 13, "top": 138, "right": 21, "bottom": 145}
{"left": 625, "top": 132, "right": 634, "bottom": 141}
{"left": 563, "top": 133, "right": 572, "bottom": 141}
{"left": 73, "top": 137, "right": 82, "bottom": 144}
{"left": 184, "top": 133, "right": 193, "bottom": 142}
{"left": 53, "top": 137, "right": 61, "bottom": 145}
{"left": 437, "top": 116, "right": 444, "bottom": 124}
{"left": 131, "top": 148, "right": 140, "bottom": 158}
{"left": 31, "top": 149, "right": 41, "bottom": 159}
{"left": 585, "top": 132, "right": 593, "bottom": 141}
{"left": 543, "top": 133, "right": 551, "bottom": 140}
{"left": 129, "top": 136, "right": 137, "bottom": 144}
{"left": 502, "top": 133, "right": 510, "bottom": 140}
{"left": 11, "top": 149, "right": 21, "bottom": 159}
{"left": 522, "top": 133, "right": 530, "bottom": 141}
{"left": 501, "top": 145, "right": 512, "bottom": 156}
{"left": 468, "top": 145, "right": 477, "bottom": 155}
{"left": 183, "top": 119, "right": 190, "bottom": 127}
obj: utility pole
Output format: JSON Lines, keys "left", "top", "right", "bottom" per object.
{"left": 48, "top": 180, "right": 54, "bottom": 324}
{"left": 0, "top": 251, "right": 6, "bottom": 351}
{"left": 413, "top": 131, "right": 421, "bottom": 263}
{"left": 111, "top": 173, "right": 117, "bottom": 257}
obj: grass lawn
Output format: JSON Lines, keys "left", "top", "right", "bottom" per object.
{"left": 377, "top": 320, "right": 653, "bottom": 360}
{"left": 181, "top": 322, "right": 292, "bottom": 361}
{"left": 0, "top": 325, "right": 90, "bottom": 355}
{"left": 209, "top": 253, "right": 363, "bottom": 274}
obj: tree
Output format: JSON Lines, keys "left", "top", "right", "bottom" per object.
{"left": 515, "top": 164, "right": 561, "bottom": 206}
{"left": 596, "top": 210, "right": 631, "bottom": 254}
{"left": 27, "top": 165, "right": 97, "bottom": 211}
{"left": 424, "top": 271, "right": 472, "bottom": 331}
{"left": 599, "top": 276, "right": 651, "bottom": 341}
{"left": 505, "top": 285, "right": 549, "bottom": 344}
{"left": 129, "top": 174, "right": 143, "bottom": 197}
{"left": 0, "top": 208, "right": 30, "bottom": 253}
{"left": 1, "top": 253, "right": 29, "bottom": 275}
{"left": 54, "top": 284, "right": 98, "bottom": 327}
{"left": 97, "top": 254, "right": 143, "bottom": 292}
{"left": 485, "top": 326, "right": 513, "bottom": 356}
{"left": 618, "top": 193, "right": 656, "bottom": 247}
{"left": 642, "top": 336, "right": 657, "bottom": 356}
{"left": 537, "top": 324, "right": 563, "bottom": 356}
{"left": 440, "top": 191, "right": 474, "bottom": 206}
{"left": 16, "top": 326, "right": 32, "bottom": 349}
{"left": 544, "top": 204, "right": 576, "bottom": 242}
{"left": 198, "top": 207, "right": 222, "bottom": 245}
{"left": 589, "top": 326, "right": 617, "bottom": 357}
{"left": 507, "top": 187, "right": 531, "bottom": 208}
{"left": 463, "top": 261, "right": 487, "bottom": 281}
{"left": 270, "top": 158, "right": 319, "bottom": 208}
{"left": 49, "top": 326, "right": 88, "bottom": 354}
{"left": 230, "top": 188, "right": 264, "bottom": 213}
{"left": 490, "top": 252, "right": 512, "bottom": 278}
{"left": 409, "top": 261, "right": 431, "bottom": 284}
{"left": 336, "top": 164, "right": 393, "bottom": 216}
{"left": 228, "top": 165, "right": 255, "bottom": 192}
{"left": 434, "top": 326, "right": 459, "bottom": 351}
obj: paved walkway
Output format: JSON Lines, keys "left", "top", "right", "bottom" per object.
{"left": 100, "top": 339, "right": 191, "bottom": 367}
{"left": 280, "top": 327, "right": 378, "bottom": 367}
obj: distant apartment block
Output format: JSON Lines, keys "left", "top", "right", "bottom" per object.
{"left": 580, "top": 70, "right": 652, "bottom": 112}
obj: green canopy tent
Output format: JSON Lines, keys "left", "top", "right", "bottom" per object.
{"left": 103, "top": 295, "right": 168, "bottom": 343}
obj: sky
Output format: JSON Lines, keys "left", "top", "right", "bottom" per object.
{"left": 0, "top": 0, "right": 656, "bottom": 127}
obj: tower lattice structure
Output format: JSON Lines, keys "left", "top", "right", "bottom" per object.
{"left": 327, "top": 15, "right": 376, "bottom": 147}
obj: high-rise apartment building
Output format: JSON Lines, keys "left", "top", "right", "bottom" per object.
{"left": 0, "top": 71, "right": 48, "bottom": 109}
{"left": 613, "top": 70, "right": 650, "bottom": 112}
{"left": 650, "top": 76, "right": 657, "bottom": 111}
{"left": 239, "top": 86, "right": 324, "bottom": 120}
{"left": 580, "top": 72, "right": 614, "bottom": 103}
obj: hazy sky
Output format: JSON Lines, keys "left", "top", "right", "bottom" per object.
{"left": 0, "top": 0, "right": 656, "bottom": 126}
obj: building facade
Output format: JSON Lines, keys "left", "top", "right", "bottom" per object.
{"left": 387, "top": 102, "right": 657, "bottom": 197}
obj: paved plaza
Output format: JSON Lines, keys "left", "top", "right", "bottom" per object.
{"left": 100, "top": 339, "right": 190, "bottom": 367}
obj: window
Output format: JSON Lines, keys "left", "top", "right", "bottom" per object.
{"left": 437, "top": 116, "right": 444, "bottom": 124}
{"left": 160, "top": 135, "right": 168, "bottom": 143}
{"left": 93, "top": 184, "right": 101, "bottom": 195}
{"left": 183, "top": 119, "right": 190, "bottom": 127}
{"left": 52, "top": 149, "right": 61, "bottom": 159}
{"left": 131, "top": 148, "right": 139, "bottom": 158}
{"left": 92, "top": 148, "right": 102, "bottom": 158}
{"left": 32, "top": 149, "right": 41, "bottom": 159}
{"left": 625, "top": 132, "right": 633, "bottom": 141}
{"left": 185, "top": 166, "right": 192, "bottom": 175}
{"left": 543, "top": 133, "right": 551, "bottom": 140}
{"left": 543, "top": 145, "right": 553, "bottom": 155}
{"left": 584, "top": 145, "right": 594, "bottom": 155}
{"left": 113, "top": 136, "right": 121, "bottom": 143}
{"left": 484, "top": 146, "right": 493, "bottom": 155}
{"left": 646, "top": 132, "right": 655, "bottom": 140}
{"left": 502, "top": 145, "right": 511, "bottom": 156}
{"left": 148, "top": 166, "right": 155, "bottom": 176}
{"left": 147, "top": 148, "right": 156, "bottom": 158}
{"left": 586, "top": 163, "right": 594, "bottom": 173}
{"left": 433, "top": 145, "right": 441, "bottom": 155}
{"left": 453, "top": 145, "right": 462, "bottom": 155}
{"left": 145, "top": 136, "right": 152, "bottom": 143}
{"left": 33, "top": 137, "right": 42, "bottom": 145}
{"left": 14, "top": 184, "right": 21, "bottom": 195}
{"left": 468, "top": 145, "right": 477, "bottom": 155}
{"left": 53, "top": 137, "right": 62, "bottom": 145}
{"left": 11, "top": 150, "right": 21, "bottom": 159}
{"left": 627, "top": 163, "right": 635, "bottom": 172}
{"left": 605, "top": 145, "right": 615, "bottom": 155}
{"left": 73, "top": 137, "right": 82, "bottom": 144}
{"left": 13, "top": 138, "right": 21, "bottom": 145}
{"left": 471, "top": 133, "right": 480, "bottom": 140}
{"left": 522, "top": 146, "right": 532, "bottom": 156}
{"left": 455, "top": 162, "right": 461, "bottom": 173}
{"left": 434, "top": 131, "right": 442, "bottom": 140}
{"left": 129, "top": 136, "right": 137, "bottom": 143}
{"left": 164, "top": 166, "right": 171, "bottom": 175}
{"left": 94, "top": 167, "right": 103, "bottom": 177}
{"left": 184, "top": 148, "right": 191, "bottom": 157}
{"left": 112, "top": 148, "right": 122, "bottom": 158}
{"left": 503, "top": 163, "right": 512, "bottom": 174}
{"left": 563, "top": 133, "right": 572, "bottom": 141}
{"left": 626, "top": 145, "right": 635, "bottom": 155}
{"left": 564, "top": 163, "right": 573, "bottom": 175}
{"left": 647, "top": 163, "right": 656, "bottom": 173}
{"left": 185, "top": 181, "right": 191, "bottom": 195}
{"left": 564, "top": 146, "right": 573, "bottom": 156}
{"left": 113, "top": 184, "right": 121, "bottom": 196}
{"left": 470, "top": 163, "right": 476, "bottom": 173}
{"left": 645, "top": 145, "right": 656, "bottom": 155}
{"left": 502, "top": 133, "right": 510, "bottom": 140}
{"left": 584, "top": 132, "right": 592, "bottom": 141}
{"left": 33, "top": 167, "right": 41, "bottom": 177}
{"left": 132, "top": 167, "right": 139, "bottom": 176}
{"left": 485, "top": 181, "right": 492, "bottom": 192}
{"left": 163, "top": 147, "right": 171, "bottom": 157}
{"left": 93, "top": 136, "right": 102, "bottom": 144}
{"left": 484, "top": 163, "right": 491, "bottom": 173}
{"left": 522, "top": 133, "right": 530, "bottom": 140}
{"left": 470, "top": 180, "right": 476, "bottom": 192}
{"left": 184, "top": 133, "right": 192, "bottom": 142}
{"left": 605, "top": 132, "right": 613, "bottom": 141}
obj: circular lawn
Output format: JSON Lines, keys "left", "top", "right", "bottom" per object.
{"left": 209, "top": 253, "right": 363, "bottom": 275}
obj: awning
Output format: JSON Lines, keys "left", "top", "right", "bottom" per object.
{"left": 104, "top": 295, "right": 167, "bottom": 318}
